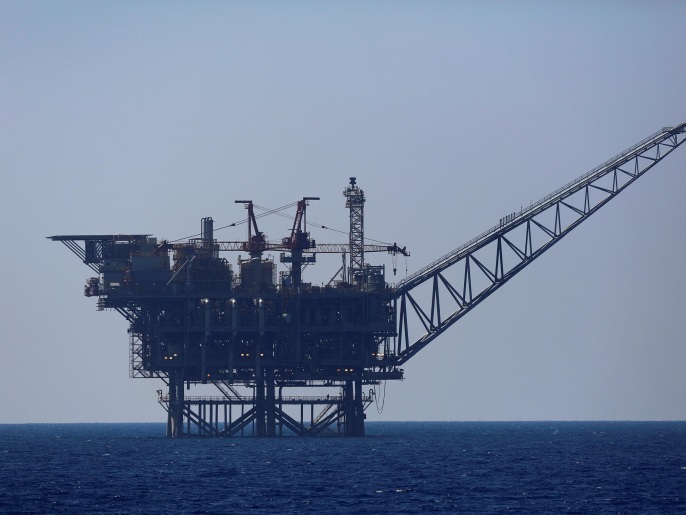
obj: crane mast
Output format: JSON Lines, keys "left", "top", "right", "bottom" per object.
{"left": 49, "top": 121, "right": 686, "bottom": 437}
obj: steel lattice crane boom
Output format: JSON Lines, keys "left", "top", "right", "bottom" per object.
{"left": 390, "top": 121, "right": 686, "bottom": 366}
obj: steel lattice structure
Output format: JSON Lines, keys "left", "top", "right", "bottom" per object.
{"left": 50, "top": 121, "right": 685, "bottom": 437}
{"left": 392, "top": 122, "right": 686, "bottom": 365}
{"left": 344, "top": 177, "right": 366, "bottom": 283}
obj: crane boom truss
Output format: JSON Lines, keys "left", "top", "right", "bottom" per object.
{"left": 168, "top": 240, "right": 407, "bottom": 255}
{"left": 391, "top": 122, "right": 686, "bottom": 365}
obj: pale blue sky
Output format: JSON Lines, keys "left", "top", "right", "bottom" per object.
{"left": 2, "top": 1, "right": 685, "bottom": 422}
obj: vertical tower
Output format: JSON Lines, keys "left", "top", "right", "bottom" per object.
{"left": 201, "top": 216, "right": 216, "bottom": 257}
{"left": 344, "top": 177, "right": 365, "bottom": 284}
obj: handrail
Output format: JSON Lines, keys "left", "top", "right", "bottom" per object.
{"left": 396, "top": 124, "right": 682, "bottom": 292}
{"left": 160, "top": 394, "right": 373, "bottom": 403}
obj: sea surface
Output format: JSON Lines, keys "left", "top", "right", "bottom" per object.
{"left": 1, "top": 421, "right": 685, "bottom": 513}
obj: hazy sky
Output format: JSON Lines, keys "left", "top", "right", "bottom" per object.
{"left": 2, "top": 1, "right": 685, "bottom": 423}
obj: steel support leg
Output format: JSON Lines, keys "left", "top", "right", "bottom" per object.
{"left": 354, "top": 379, "right": 365, "bottom": 436}
{"left": 255, "top": 372, "right": 266, "bottom": 437}
{"left": 167, "top": 370, "right": 184, "bottom": 438}
{"left": 343, "top": 380, "right": 365, "bottom": 436}
{"left": 266, "top": 368, "right": 276, "bottom": 437}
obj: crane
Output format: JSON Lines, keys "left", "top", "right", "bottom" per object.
{"left": 390, "top": 121, "right": 686, "bottom": 365}
{"left": 49, "top": 121, "right": 686, "bottom": 437}
{"left": 156, "top": 197, "right": 408, "bottom": 289}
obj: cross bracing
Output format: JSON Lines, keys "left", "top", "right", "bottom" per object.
{"left": 391, "top": 122, "right": 686, "bottom": 365}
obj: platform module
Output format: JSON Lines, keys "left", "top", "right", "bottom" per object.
{"left": 51, "top": 178, "right": 408, "bottom": 436}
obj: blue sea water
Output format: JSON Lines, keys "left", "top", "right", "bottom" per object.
{"left": 1, "top": 421, "right": 685, "bottom": 513}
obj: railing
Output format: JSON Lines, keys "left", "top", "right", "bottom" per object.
{"left": 160, "top": 394, "right": 373, "bottom": 403}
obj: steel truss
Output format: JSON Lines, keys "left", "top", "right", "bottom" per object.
{"left": 392, "top": 123, "right": 686, "bottom": 365}
{"left": 159, "top": 379, "right": 372, "bottom": 437}
{"left": 344, "top": 177, "right": 366, "bottom": 282}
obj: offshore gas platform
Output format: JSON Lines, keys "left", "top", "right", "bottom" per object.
{"left": 51, "top": 122, "right": 686, "bottom": 436}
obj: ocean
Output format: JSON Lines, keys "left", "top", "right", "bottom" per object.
{"left": 1, "top": 421, "right": 685, "bottom": 513}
